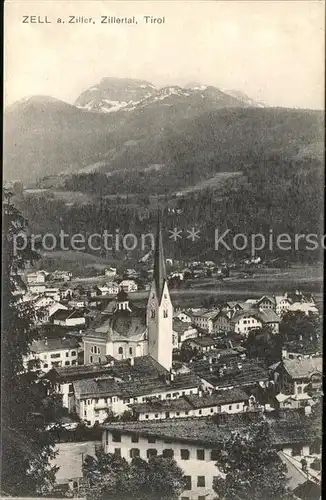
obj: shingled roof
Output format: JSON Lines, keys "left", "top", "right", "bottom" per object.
{"left": 281, "top": 357, "right": 322, "bottom": 379}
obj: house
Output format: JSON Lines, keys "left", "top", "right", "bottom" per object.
{"left": 185, "top": 336, "right": 219, "bottom": 353}
{"left": 195, "top": 359, "right": 270, "bottom": 392}
{"left": 44, "top": 287, "right": 61, "bottom": 302}
{"left": 230, "top": 309, "right": 281, "bottom": 336}
{"left": 191, "top": 309, "right": 220, "bottom": 333}
{"left": 52, "top": 309, "right": 86, "bottom": 328}
{"left": 105, "top": 267, "right": 117, "bottom": 279}
{"left": 101, "top": 412, "right": 320, "bottom": 500}
{"left": 288, "top": 302, "right": 319, "bottom": 316}
{"left": 173, "top": 310, "right": 192, "bottom": 323}
{"left": 220, "top": 301, "right": 244, "bottom": 318}
{"left": 173, "top": 319, "right": 198, "bottom": 348}
{"left": 274, "top": 295, "right": 292, "bottom": 317}
{"left": 230, "top": 310, "right": 262, "bottom": 336}
{"left": 26, "top": 270, "right": 47, "bottom": 284}
{"left": 102, "top": 419, "right": 223, "bottom": 500}
{"left": 211, "top": 311, "right": 232, "bottom": 333}
{"left": 119, "top": 279, "right": 138, "bottom": 293}
{"left": 255, "top": 295, "right": 276, "bottom": 311}
{"left": 51, "top": 270, "right": 72, "bottom": 282}
{"left": 35, "top": 300, "right": 68, "bottom": 324}
{"left": 106, "top": 282, "right": 120, "bottom": 295}
{"left": 94, "top": 285, "right": 111, "bottom": 296}
{"left": 73, "top": 370, "right": 201, "bottom": 426}
{"left": 24, "top": 337, "right": 81, "bottom": 371}
{"left": 130, "top": 388, "right": 249, "bottom": 421}
{"left": 60, "top": 288, "right": 74, "bottom": 300}
{"left": 28, "top": 283, "right": 46, "bottom": 294}
{"left": 68, "top": 299, "right": 88, "bottom": 309}
{"left": 254, "top": 309, "right": 281, "bottom": 333}
{"left": 271, "top": 357, "right": 322, "bottom": 398}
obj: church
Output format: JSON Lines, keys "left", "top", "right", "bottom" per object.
{"left": 82, "top": 215, "right": 174, "bottom": 371}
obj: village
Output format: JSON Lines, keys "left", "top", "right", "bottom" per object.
{"left": 18, "top": 220, "right": 322, "bottom": 500}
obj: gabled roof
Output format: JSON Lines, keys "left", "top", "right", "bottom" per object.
{"left": 30, "top": 337, "right": 80, "bottom": 353}
{"left": 281, "top": 357, "right": 322, "bottom": 379}
{"left": 254, "top": 309, "right": 281, "bottom": 323}
{"left": 185, "top": 388, "right": 249, "bottom": 408}
{"left": 52, "top": 309, "right": 85, "bottom": 321}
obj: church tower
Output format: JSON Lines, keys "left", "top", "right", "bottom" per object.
{"left": 147, "top": 211, "right": 173, "bottom": 370}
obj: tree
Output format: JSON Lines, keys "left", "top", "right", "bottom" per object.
{"left": 82, "top": 447, "right": 185, "bottom": 500}
{"left": 213, "top": 420, "right": 294, "bottom": 500}
{"left": 280, "top": 311, "right": 321, "bottom": 350}
{"left": 245, "top": 326, "right": 282, "bottom": 365}
{"left": 1, "top": 191, "right": 62, "bottom": 496}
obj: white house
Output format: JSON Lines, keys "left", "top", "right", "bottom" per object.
{"left": 26, "top": 271, "right": 47, "bottom": 284}
{"left": 119, "top": 279, "right": 138, "bottom": 293}
{"left": 52, "top": 309, "right": 86, "bottom": 327}
{"left": 173, "top": 310, "right": 193, "bottom": 323}
{"left": 191, "top": 310, "right": 220, "bottom": 333}
{"left": 105, "top": 268, "right": 117, "bottom": 279}
{"left": 24, "top": 337, "right": 81, "bottom": 372}
{"left": 101, "top": 421, "right": 224, "bottom": 500}
{"left": 288, "top": 302, "right": 319, "bottom": 316}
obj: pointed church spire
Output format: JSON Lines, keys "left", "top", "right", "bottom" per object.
{"left": 153, "top": 208, "right": 167, "bottom": 300}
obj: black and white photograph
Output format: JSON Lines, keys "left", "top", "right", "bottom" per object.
{"left": 2, "top": 1, "right": 324, "bottom": 499}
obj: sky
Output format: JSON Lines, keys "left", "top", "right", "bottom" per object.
{"left": 4, "top": 0, "right": 325, "bottom": 109}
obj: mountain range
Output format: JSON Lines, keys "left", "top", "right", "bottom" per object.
{"left": 4, "top": 77, "right": 323, "bottom": 186}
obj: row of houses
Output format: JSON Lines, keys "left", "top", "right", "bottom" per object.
{"left": 176, "top": 292, "right": 318, "bottom": 336}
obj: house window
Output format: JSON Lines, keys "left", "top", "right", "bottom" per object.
{"left": 50, "top": 353, "right": 61, "bottom": 359}
{"left": 166, "top": 394, "right": 171, "bottom": 399}
{"left": 65, "top": 361, "right": 70, "bottom": 366}
{"left": 114, "top": 448, "right": 121, "bottom": 457}
{"left": 163, "top": 449, "right": 174, "bottom": 458}
{"left": 145, "top": 414, "right": 149, "bottom": 419}
{"left": 176, "top": 412, "right": 180, "bottom": 416}
{"left": 71, "top": 351, "right": 76, "bottom": 356}
{"left": 184, "top": 476, "right": 192, "bottom": 490}
{"left": 89, "top": 356, "right": 93, "bottom": 363}
{"left": 148, "top": 436, "right": 156, "bottom": 443}
{"left": 198, "top": 410, "right": 202, "bottom": 415}
{"left": 211, "top": 449, "right": 219, "bottom": 460}
{"left": 43, "top": 363, "right": 48, "bottom": 368}
{"left": 236, "top": 404, "right": 240, "bottom": 409}
{"left": 197, "top": 449, "right": 205, "bottom": 460}
{"left": 292, "top": 444, "right": 302, "bottom": 456}
{"left": 297, "top": 386, "right": 302, "bottom": 394}
{"left": 112, "top": 431, "right": 121, "bottom": 442}
{"left": 131, "top": 434, "right": 139, "bottom": 443}
{"left": 155, "top": 413, "right": 159, "bottom": 418}
{"left": 130, "top": 448, "right": 140, "bottom": 458}
{"left": 163, "top": 310, "right": 168, "bottom": 318}
{"left": 66, "top": 352, "right": 69, "bottom": 357}
{"left": 181, "top": 449, "right": 190, "bottom": 460}
{"left": 129, "top": 347, "right": 133, "bottom": 355}
{"left": 147, "top": 449, "right": 157, "bottom": 458}
{"left": 118, "top": 347, "right": 123, "bottom": 355}
{"left": 228, "top": 405, "right": 232, "bottom": 410}
{"left": 197, "top": 476, "right": 205, "bottom": 487}
{"left": 165, "top": 412, "right": 170, "bottom": 418}
{"left": 185, "top": 411, "right": 189, "bottom": 416}
{"left": 151, "top": 310, "right": 155, "bottom": 318}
